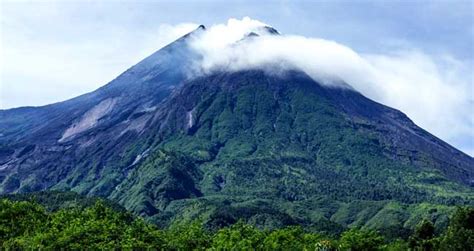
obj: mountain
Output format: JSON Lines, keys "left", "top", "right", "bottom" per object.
{"left": 0, "top": 25, "right": 473, "bottom": 235}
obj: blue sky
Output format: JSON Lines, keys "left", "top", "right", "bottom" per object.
{"left": 1, "top": 0, "right": 473, "bottom": 154}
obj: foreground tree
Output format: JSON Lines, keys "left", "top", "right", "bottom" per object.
{"left": 438, "top": 207, "right": 474, "bottom": 251}
{"left": 408, "top": 219, "right": 436, "bottom": 251}
{"left": 1, "top": 198, "right": 473, "bottom": 250}
{"left": 338, "top": 228, "right": 384, "bottom": 251}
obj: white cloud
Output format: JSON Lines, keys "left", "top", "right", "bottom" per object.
{"left": 187, "top": 17, "right": 473, "bottom": 151}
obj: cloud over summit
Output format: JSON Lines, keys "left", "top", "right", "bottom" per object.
{"left": 179, "top": 17, "right": 473, "bottom": 155}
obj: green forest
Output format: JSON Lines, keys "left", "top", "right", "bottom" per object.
{"left": 1, "top": 193, "right": 472, "bottom": 250}
{"left": 2, "top": 71, "right": 473, "bottom": 251}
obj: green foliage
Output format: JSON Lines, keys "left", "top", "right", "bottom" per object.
{"left": 262, "top": 226, "right": 331, "bottom": 251}
{"left": 408, "top": 219, "right": 436, "bottom": 251}
{"left": 211, "top": 220, "right": 266, "bottom": 250}
{"left": 339, "top": 229, "right": 384, "bottom": 251}
{"left": 166, "top": 221, "right": 211, "bottom": 250}
{"left": 2, "top": 72, "right": 472, "bottom": 239}
{"left": 0, "top": 190, "right": 124, "bottom": 212}
{"left": 438, "top": 207, "right": 474, "bottom": 251}
{"left": 406, "top": 207, "right": 474, "bottom": 251}
{"left": 0, "top": 197, "right": 472, "bottom": 250}
{"left": 0, "top": 199, "right": 47, "bottom": 241}
{"left": 116, "top": 76, "right": 471, "bottom": 235}
{"left": 415, "top": 219, "right": 435, "bottom": 240}
{"left": 0, "top": 199, "right": 165, "bottom": 249}
{"left": 383, "top": 239, "right": 410, "bottom": 251}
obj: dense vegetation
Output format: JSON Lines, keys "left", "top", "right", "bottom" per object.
{"left": 1, "top": 70, "right": 473, "bottom": 240}
{"left": 1, "top": 195, "right": 472, "bottom": 250}
{"left": 103, "top": 73, "right": 473, "bottom": 234}
{"left": 0, "top": 190, "right": 124, "bottom": 212}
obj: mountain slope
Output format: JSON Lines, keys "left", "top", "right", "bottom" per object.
{"left": 0, "top": 25, "right": 204, "bottom": 146}
{"left": 0, "top": 25, "right": 472, "bottom": 235}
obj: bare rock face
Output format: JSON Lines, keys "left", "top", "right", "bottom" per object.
{"left": 59, "top": 98, "right": 118, "bottom": 142}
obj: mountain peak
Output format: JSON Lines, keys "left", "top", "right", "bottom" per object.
{"left": 262, "top": 26, "right": 279, "bottom": 35}
{"left": 238, "top": 26, "right": 280, "bottom": 42}
{"left": 250, "top": 25, "right": 280, "bottom": 36}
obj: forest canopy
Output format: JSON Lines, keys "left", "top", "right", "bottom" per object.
{"left": 1, "top": 196, "right": 472, "bottom": 250}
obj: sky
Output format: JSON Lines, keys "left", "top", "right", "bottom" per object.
{"left": 0, "top": 0, "right": 473, "bottom": 155}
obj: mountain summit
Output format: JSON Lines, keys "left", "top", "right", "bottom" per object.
{"left": 0, "top": 24, "right": 472, "bottom": 234}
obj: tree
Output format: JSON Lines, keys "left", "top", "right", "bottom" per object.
{"left": 408, "top": 219, "right": 436, "bottom": 251}
{"left": 439, "top": 207, "right": 474, "bottom": 251}
{"left": 0, "top": 199, "right": 47, "bottom": 241}
{"left": 338, "top": 228, "right": 384, "bottom": 251}
{"left": 210, "top": 220, "right": 266, "bottom": 250}
{"left": 166, "top": 220, "right": 211, "bottom": 250}
{"left": 415, "top": 219, "right": 435, "bottom": 240}
{"left": 262, "top": 226, "right": 328, "bottom": 250}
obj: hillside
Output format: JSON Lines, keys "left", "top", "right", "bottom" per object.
{"left": 0, "top": 25, "right": 472, "bottom": 237}
{"left": 1, "top": 194, "right": 472, "bottom": 250}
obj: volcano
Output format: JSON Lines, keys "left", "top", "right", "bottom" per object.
{"left": 0, "top": 24, "right": 472, "bottom": 235}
